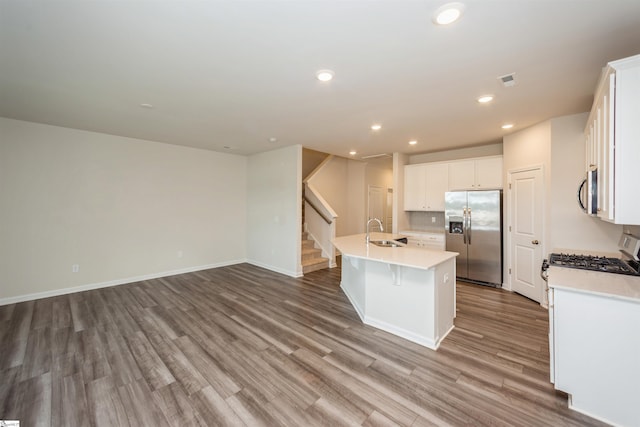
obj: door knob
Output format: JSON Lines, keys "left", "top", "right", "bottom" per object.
{"left": 532, "top": 240, "right": 539, "bottom": 245}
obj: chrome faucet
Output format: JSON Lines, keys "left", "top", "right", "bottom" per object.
{"left": 366, "top": 218, "right": 384, "bottom": 244}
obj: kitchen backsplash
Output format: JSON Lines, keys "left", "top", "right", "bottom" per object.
{"left": 624, "top": 225, "right": 640, "bottom": 237}
{"left": 408, "top": 211, "right": 445, "bottom": 231}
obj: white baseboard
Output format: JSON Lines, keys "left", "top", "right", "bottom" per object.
{"left": 0, "top": 259, "right": 246, "bottom": 306}
{"left": 246, "top": 259, "right": 302, "bottom": 278}
{"left": 363, "top": 315, "right": 439, "bottom": 350}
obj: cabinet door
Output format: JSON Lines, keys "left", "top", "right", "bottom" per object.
{"left": 597, "top": 73, "right": 615, "bottom": 222}
{"left": 585, "top": 123, "right": 595, "bottom": 172}
{"left": 424, "top": 163, "right": 448, "bottom": 211}
{"left": 448, "top": 160, "right": 475, "bottom": 190}
{"left": 406, "top": 237, "right": 422, "bottom": 248}
{"left": 553, "top": 288, "right": 640, "bottom": 426}
{"left": 404, "top": 164, "right": 427, "bottom": 211}
{"left": 475, "top": 157, "right": 503, "bottom": 189}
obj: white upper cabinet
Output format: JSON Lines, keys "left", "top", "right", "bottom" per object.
{"left": 474, "top": 157, "right": 503, "bottom": 189}
{"left": 404, "top": 156, "right": 501, "bottom": 211}
{"left": 447, "top": 160, "right": 475, "bottom": 190}
{"left": 448, "top": 156, "right": 503, "bottom": 190}
{"left": 404, "top": 164, "right": 428, "bottom": 211}
{"left": 586, "top": 54, "right": 640, "bottom": 224}
{"left": 404, "top": 163, "right": 449, "bottom": 211}
{"left": 424, "top": 163, "right": 449, "bottom": 211}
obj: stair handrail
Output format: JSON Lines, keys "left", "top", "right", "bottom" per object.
{"left": 304, "top": 194, "right": 332, "bottom": 224}
{"left": 303, "top": 181, "right": 338, "bottom": 269}
{"left": 304, "top": 183, "right": 338, "bottom": 223}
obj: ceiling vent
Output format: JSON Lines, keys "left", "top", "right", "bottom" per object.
{"left": 498, "top": 73, "right": 516, "bottom": 87}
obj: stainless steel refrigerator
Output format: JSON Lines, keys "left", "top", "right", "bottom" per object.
{"left": 445, "top": 190, "right": 502, "bottom": 287}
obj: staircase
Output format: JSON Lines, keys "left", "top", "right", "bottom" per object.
{"left": 301, "top": 194, "right": 330, "bottom": 274}
{"left": 301, "top": 231, "right": 330, "bottom": 274}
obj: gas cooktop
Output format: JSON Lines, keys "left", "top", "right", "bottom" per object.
{"left": 548, "top": 253, "right": 639, "bottom": 276}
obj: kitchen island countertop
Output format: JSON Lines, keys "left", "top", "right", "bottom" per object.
{"left": 333, "top": 232, "right": 458, "bottom": 271}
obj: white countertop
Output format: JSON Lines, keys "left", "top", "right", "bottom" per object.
{"left": 333, "top": 232, "right": 458, "bottom": 271}
{"left": 548, "top": 266, "right": 640, "bottom": 303}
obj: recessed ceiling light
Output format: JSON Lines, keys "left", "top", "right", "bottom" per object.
{"left": 268, "top": 137, "right": 278, "bottom": 143}
{"left": 501, "top": 124, "right": 514, "bottom": 129}
{"left": 316, "top": 69, "right": 334, "bottom": 82}
{"left": 409, "top": 140, "right": 418, "bottom": 145}
{"left": 140, "top": 103, "right": 154, "bottom": 108}
{"left": 371, "top": 124, "right": 382, "bottom": 131}
{"left": 477, "top": 95, "right": 494, "bottom": 104}
{"left": 432, "top": 2, "right": 465, "bottom": 25}
{"left": 349, "top": 150, "right": 357, "bottom": 156}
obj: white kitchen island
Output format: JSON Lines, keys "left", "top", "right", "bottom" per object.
{"left": 333, "top": 232, "right": 458, "bottom": 350}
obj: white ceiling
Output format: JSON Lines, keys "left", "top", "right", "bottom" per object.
{"left": 2, "top": 1, "right": 640, "bottom": 158}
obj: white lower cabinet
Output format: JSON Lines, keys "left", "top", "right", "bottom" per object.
{"left": 550, "top": 287, "right": 640, "bottom": 426}
{"left": 404, "top": 232, "right": 445, "bottom": 251}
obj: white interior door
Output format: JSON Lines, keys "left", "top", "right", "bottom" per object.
{"left": 509, "top": 167, "right": 544, "bottom": 303}
{"left": 368, "top": 185, "right": 386, "bottom": 231}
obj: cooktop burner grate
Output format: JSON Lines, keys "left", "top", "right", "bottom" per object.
{"left": 549, "top": 253, "right": 639, "bottom": 275}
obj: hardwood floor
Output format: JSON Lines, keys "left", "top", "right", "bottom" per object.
{"left": 0, "top": 263, "right": 606, "bottom": 426}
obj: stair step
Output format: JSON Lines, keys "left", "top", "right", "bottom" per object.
{"left": 302, "top": 257, "right": 330, "bottom": 274}
{"left": 302, "top": 247, "right": 322, "bottom": 261}
{"left": 302, "top": 239, "right": 315, "bottom": 249}
{"left": 300, "top": 231, "right": 330, "bottom": 273}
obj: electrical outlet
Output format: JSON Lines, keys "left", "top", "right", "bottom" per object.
{"left": 177, "top": 250, "right": 183, "bottom": 258}
{"left": 443, "top": 273, "right": 449, "bottom": 283}
{"left": 431, "top": 216, "right": 436, "bottom": 223}
{"left": 72, "top": 264, "right": 80, "bottom": 273}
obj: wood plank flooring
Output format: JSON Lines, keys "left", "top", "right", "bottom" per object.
{"left": 0, "top": 263, "right": 607, "bottom": 426}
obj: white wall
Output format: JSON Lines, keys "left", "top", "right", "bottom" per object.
{"left": 307, "top": 156, "right": 386, "bottom": 237}
{"left": 503, "top": 120, "right": 552, "bottom": 262}
{"left": 502, "top": 113, "right": 625, "bottom": 289}
{"left": 409, "top": 142, "right": 503, "bottom": 164}
{"left": 549, "top": 113, "right": 622, "bottom": 252}
{"left": 346, "top": 161, "right": 366, "bottom": 235}
{"left": 302, "top": 147, "right": 329, "bottom": 180}
{"left": 308, "top": 156, "right": 350, "bottom": 236}
{"left": 0, "top": 118, "right": 247, "bottom": 303}
{"left": 247, "top": 145, "right": 302, "bottom": 277}
{"left": 364, "top": 159, "right": 394, "bottom": 232}
{"left": 393, "top": 153, "right": 411, "bottom": 234}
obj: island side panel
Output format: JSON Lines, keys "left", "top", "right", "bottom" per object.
{"left": 434, "top": 258, "right": 456, "bottom": 343}
{"left": 363, "top": 260, "right": 438, "bottom": 349}
{"left": 340, "top": 255, "right": 366, "bottom": 321}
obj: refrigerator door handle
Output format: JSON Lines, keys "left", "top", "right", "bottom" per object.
{"left": 467, "top": 208, "right": 471, "bottom": 244}
{"left": 462, "top": 208, "right": 467, "bottom": 244}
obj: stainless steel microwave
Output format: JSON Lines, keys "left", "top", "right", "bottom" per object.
{"left": 578, "top": 168, "right": 597, "bottom": 215}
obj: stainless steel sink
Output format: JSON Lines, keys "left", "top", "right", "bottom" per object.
{"left": 370, "top": 239, "right": 406, "bottom": 248}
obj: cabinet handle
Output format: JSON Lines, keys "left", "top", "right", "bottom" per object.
{"left": 532, "top": 240, "right": 539, "bottom": 245}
